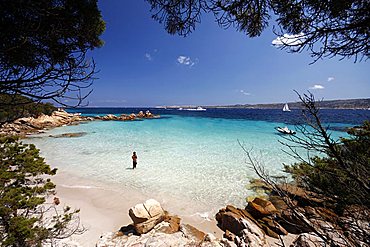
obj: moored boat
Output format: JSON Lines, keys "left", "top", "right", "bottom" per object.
{"left": 275, "top": 126, "right": 296, "bottom": 135}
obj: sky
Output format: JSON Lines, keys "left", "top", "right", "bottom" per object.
{"left": 85, "top": 0, "right": 370, "bottom": 107}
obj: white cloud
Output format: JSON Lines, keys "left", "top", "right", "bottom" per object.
{"left": 177, "top": 55, "right": 197, "bottom": 67}
{"left": 327, "top": 77, "right": 335, "bottom": 82}
{"left": 272, "top": 33, "right": 306, "bottom": 47}
{"left": 145, "top": 53, "right": 152, "bottom": 61}
{"left": 240, "top": 90, "right": 251, "bottom": 96}
{"left": 309, "top": 84, "right": 325, "bottom": 90}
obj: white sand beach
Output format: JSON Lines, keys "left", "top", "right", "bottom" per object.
{"left": 50, "top": 171, "right": 224, "bottom": 246}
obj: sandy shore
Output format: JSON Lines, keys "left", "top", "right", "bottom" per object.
{"left": 49, "top": 171, "right": 224, "bottom": 246}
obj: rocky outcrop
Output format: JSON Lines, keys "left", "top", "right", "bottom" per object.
{"left": 96, "top": 195, "right": 362, "bottom": 247}
{"left": 216, "top": 205, "right": 268, "bottom": 246}
{"left": 94, "top": 110, "right": 159, "bottom": 122}
{"left": 0, "top": 109, "right": 160, "bottom": 137}
{"left": 97, "top": 199, "right": 236, "bottom": 247}
{"left": 0, "top": 109, "right": 90, "bottom": 136}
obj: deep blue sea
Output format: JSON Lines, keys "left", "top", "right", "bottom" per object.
{"left": 67, "top": 107, "right": 370, "bottom": 125}
{"left": 26, "top": 108, "right": 370, "bottom": 217}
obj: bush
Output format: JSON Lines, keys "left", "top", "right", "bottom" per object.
{"left": 284, "top": 121, "right": 370, "bottom": 211}
{"left": 0, "top": 136, "right": 83, "bottom": 246}
{"left": 0, "top": 94, "right": 57, "bottom": 123}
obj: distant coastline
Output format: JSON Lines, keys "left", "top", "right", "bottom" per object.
{"left": 159, "top": 98, "right": 370, "bottom": 110}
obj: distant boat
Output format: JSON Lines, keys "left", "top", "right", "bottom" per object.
{"left": 275, "top": 126, "right": 296, "bottom": 135}
{"left": 185, "top": 106, "right": 206, "bottom": 111}
{"left": 283, "top": 103, "right": 291, "bottom": 112}
{"left": 178, "top": 107, "right": 183, "bottom": 110}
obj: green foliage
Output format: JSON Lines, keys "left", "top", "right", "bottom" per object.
{"left": 147, "top": 0, "right": 369, "bottom": 61}
{"left": 284, "top": 121, "right": 370, "bottom": 211}
{"left": 0, "top": 94, "right": 57, "bottom": 123}
{"left": 0, "top": 0, "right": 104, "bottom": 70}
{"left": 0, "top": 136, "right": 81, "bottom": 246}
{"left": 0, "top": 0, "right": 105, "bottom": 104}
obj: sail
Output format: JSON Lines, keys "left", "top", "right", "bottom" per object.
{"left": 283, "top": 103, "right": 291, "bottom": 112}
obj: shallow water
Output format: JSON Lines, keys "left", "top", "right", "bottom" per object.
{"left": 25, "top": 108, "right": 369, "bottom": 215}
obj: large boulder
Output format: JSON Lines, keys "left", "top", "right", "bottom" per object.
{"left": 216, "top": 205, "right": 261, "bottom": 235}
{"left": 128, "top": 199, "right": 165, "bottom": 234}
{"left": 246, "top": 197, "right": 278, "bottom": 219}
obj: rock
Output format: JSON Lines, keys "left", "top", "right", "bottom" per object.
{"left": 303, "top": 206, "right": 338, "bottom": 225}
{"left": 128, "top": 113, "right": 136, "bottom": 120}
{"left": 97, "top": 230, "right": 205, "bottom": 247}
{"left": 235, "top": 219, "right": 268, "bottom": 247}
{"left": 1, "top": 109, "right": 161, "bottom": 137}
{"left": 220, "top": 238, "right": 238, "bottom": 247}
{"left": 276, "top": 184, "right": 334, "bottom": 207}
{"left": 204, "top": 233, "right": 217, "bottom": 242}
{"left": 119, "top": 224, "right": 136, "bottom": 235}
{"left": 216, "top": 211, "right": 246, "bottom": 236}
{"left": 258, "top": 216, "right": 288, "bottom": 238}
{"left": 216, "top": 205, "right": 268, "bottom": 246}
{"left": 180, "top": 224, "right": 206, "bottom": 243}
{"left": 129, "top": 203, "right": 151, "bottom": 224}
{"left": 246, "top": 197, "right": 278, "bottom": 219}
{"left": 101, "top": 114, "right": 118, "bottom": 120}
{"left": 224, "top": 230, "right": 235, "bottom": 241}
{"left": 144, "top": 199, "right": 164, "bottom": 218}
{"left": 137, "top": 111, "right": 145, "bottom": 118}
{"left": 128, "top": 199, "right": 165, "bottom": 234}
{"left": 216, "top": 205, "right": 261, "bottom": 232}
{"left": 291, "top": 233, "right": 325, "bottom": 247}
{"left": 216, "top": 205, "right": 263, "bottom": 234}
{"left": 269, "top": 195, "right": 288, "bottom": 212}
{"left": 156, "top": 214, "right": 181, "bottom": 234}
{"left": 49, "top": 132, "right": 87, "bottom": 138}
{"left": 291, "top": 228, "right": 356, "bottom": 247}
{"left": 276, "top": 208, "right": 312, "bottom": 234}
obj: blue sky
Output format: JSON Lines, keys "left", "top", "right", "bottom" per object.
{"left": 86, "top": 0, "right": 369, "bottom": 107}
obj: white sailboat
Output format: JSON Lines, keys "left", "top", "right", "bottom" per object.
{"left": 282, "top": 103, "right": 291, "bottom": 112}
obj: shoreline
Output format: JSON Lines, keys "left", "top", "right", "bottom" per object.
{"left": 51, "top": 170, "right": 224, "bottom": 246}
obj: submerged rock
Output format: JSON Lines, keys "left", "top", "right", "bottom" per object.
{"left": 49, "top": 132, "right": 87, "bottom": 138}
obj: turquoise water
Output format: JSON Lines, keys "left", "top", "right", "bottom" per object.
{"left": 25, "top": 113, "right": 350, "bottom": 214}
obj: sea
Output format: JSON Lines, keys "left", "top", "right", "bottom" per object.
{"left": 25, "top": 108, "right": 370, "bottom": 217}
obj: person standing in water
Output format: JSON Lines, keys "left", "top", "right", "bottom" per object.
{"left": 132, "top": 151, "right": 137, "bottom": 169}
